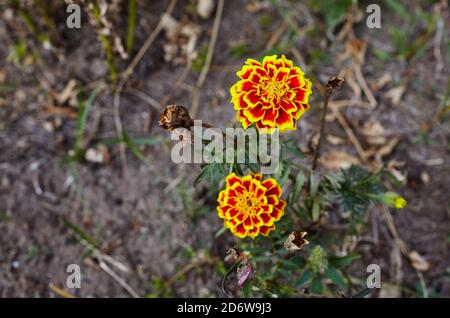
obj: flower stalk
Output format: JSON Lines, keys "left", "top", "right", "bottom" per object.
{"left": 312, "top": 77, "right": 343, "bottom": 171}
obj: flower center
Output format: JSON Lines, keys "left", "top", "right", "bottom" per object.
{"left": 261, "top": 79, "right": 287, "bottom": 104}
{"left": 237, "top": 192, "right": 258, "bottom": 216}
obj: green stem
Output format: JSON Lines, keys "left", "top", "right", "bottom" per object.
{"left": 126, "top": 0, "right": 137, "bottom": 54}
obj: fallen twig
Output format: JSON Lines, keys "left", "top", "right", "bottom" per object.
{"left": 95, "top": 251, "right": 139, "bottom": 298}
{"left": 330, "top": 107, "right": 368, "bottom": 162}
{"left": 379, "top": 204, "right": 429, "bottom": 298}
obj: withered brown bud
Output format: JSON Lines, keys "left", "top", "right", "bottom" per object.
{"left": 326, "top": 77, "right": 344, "bottom": 94}
{"left": 159, "top": 105, "right": 194, "bottom": 131}
{"left": 283, "top": 231, "right": 309, "bottom": 251}
{"left": 224, "top": 248, "right": 240, "bottom": 264}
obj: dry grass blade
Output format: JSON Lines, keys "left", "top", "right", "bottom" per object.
{"left": 113, "top": 0, "right": 177, "bottom": 176}
{"left": 191, "top": 0, "right": 225, "bottom": 118}
{"left": 48, "top": 283, "right": 77, "bottom": 298}
{"left": 379, "top": 204, "right": 429, "bottom": 297}
{"left": 123, "top": 0, "right": 177, "bottom": 81}
{"left": 330, "top": 107, "right": 368, "bottom": 162}
{"left": 96, "top": 251, "right": 139, "bottom": 298}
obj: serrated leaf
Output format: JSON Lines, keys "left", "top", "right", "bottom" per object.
{"left": 328, "top": 253, "right": 360, "bottom": 268}
{"left": 310, "top": 173, "right": 319, "bottom": 196}
{"left": 311, "top": 197, "right": 320, "bottom": 221}
{"left": 326, "top": 267, "right": 346, "bottom": 289}
{"left": 310, "top": 276, "right": 323, "bottom": 294}
{"left": 295, "top": 270, "right": 312, "bottom": 288}
{"left": 284, "top": 144, "right": 304, "bottom": 158}
{"left": 291, "top": 170, "right": 305, "bottom": 203}
{"left": 278, "top": 258, "right": 299, "bottom": 270}
{"left": 194, "top": 163, "right": 226, "bottom": 186}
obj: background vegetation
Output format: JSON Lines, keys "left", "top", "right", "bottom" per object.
{"left": 0, "top": 0, "right": 448, "bottom": 298}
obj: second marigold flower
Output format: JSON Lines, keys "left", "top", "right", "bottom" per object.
{"left": 217, "top": 173, "right": 286, "bottom": 239}
{"left": 230, "top": 54, "right": 312, "bottom": 133}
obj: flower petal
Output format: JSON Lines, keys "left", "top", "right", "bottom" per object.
{"left": 243, "top": 103, "right": 265, "bottom": 121}
{"left": 236, "top": 110, "right": 252, "bottom": 129}
{"left": 275, "top": 108, "right": 294, "bottom": 131}
{"left": 259, "top": 213, "right": 274, "bottom": 226}
{"left": 226, "top": 173, "right": 242, "bottom": 187}
{"left": 280, "top": 98, "right": 297, "bottom": 113}
{"left": 266, "top": 184, "right": 282, "bottom": 197}
{"left": 245, "top": 58, "right": 262, "bottom": 66}
{"left": 237, "top": 66, "right": 252, "bottom": 79}
{"left": 261, "top": 108, "right": 278, "bottom": 126}
{"left": 280, "top": 54, "right": 293, "bottom": 68}
{"left": 243, "top": 90, "right": 261, "bottom": 107}
{"left": 276, "top": 67, "right": 290, "bottom": 82}
{"left": 266, "top": 195, "right": 279, "bottom": 206}
{"left": 259, "top": 225, "right": 275, "bottom": 236}
{"left": 248, "top": 226, "right": 259, "bottom": 239}
{"left": 233, "top": 223, "right": 248, "bottom": 238}
{"left": 217, "top": 206, "right": 229, "bottom": 218}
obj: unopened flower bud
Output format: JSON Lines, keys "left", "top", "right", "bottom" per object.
{"left": 308, "top": 246, "right": 328, "bottom": 274}
{"left": 369, "top": 192, "right": 407, "bottom": 209}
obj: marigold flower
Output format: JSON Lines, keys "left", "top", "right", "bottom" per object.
{"left": 217, "top": 173, "right": 286, "bottom": 238}
{"left": 230, "top": 54, "right": 312, "bottom": 133}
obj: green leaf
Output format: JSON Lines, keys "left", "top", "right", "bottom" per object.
{"left": 194, "top": 163, "right": 226, "bottom": 186}
{"left": 331, "top": 165, "right": 386, "bottom": 218}
{"left": 63, "top": 218, "right": 99, "bottom": 249}
{"left": 328, "top": 252, "right": 360, "bottom": 268}
{"left": 309, "top": 173, "right": 319, "bottom": 196}
{"left": 75, "top": 86, "right": 102, "bottom": 151}
{"left": 278, "top": 258, "right": 299, "bottom": 270}
{"left": 326, "top": 267, "right": 346, "bottom": 289}
{"left": 129, "top": 136, "right": 161, "bottom": 145}
{"left": 353, "top": 287, "right": 374, "bottom": 298}
{"left": 126, "top": 0, "right": 137, "bottom": 54}
{"left": 121, "top": 131, "right": 147, "bottom": 162}
{"left": 385, "top": 0, "right": 409, "bottom": 21}
{"left": 214, "top": 226, "right": 227, "bottom": 238}
{"left": 283, "top": 144, "right": 304, "bottom": 158}
{"left": 311, "top": 197, "right": 320, "bottom": 221}
{"left": 295, "top": 270, "right": 312, "bottom": 288}
{"left": 242, "top": 282, "right": 252, "bottom": 297}
{"left": 291, "top": 170, "right": 305, "bottom": 203}
{"left": 310, "top": 276, "right": 323, "bottom": 294}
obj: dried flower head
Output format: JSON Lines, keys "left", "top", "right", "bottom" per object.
{"left": 159, "top": 104, "right": 193, "bottom": 131}
{"left": 230, "top": 54, "right": 312, "bottom": 133}
{"left": 217, "top": 173, "right": 286, "bottom": 238}
{"left": 284, "top": 231, "right": 309, "bottom": 251}
{"left": 224, "top": 248, "right": 240, "bottom": 263}
{"left": 326, "top": 76, "right": 344, "bottom": 93}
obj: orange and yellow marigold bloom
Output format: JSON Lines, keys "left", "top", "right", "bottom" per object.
{"left": 217, "top": 173, "right": 286, "bottom": 239}
{"left": 230, "top": 54, "right": 312, "bottom": 133}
